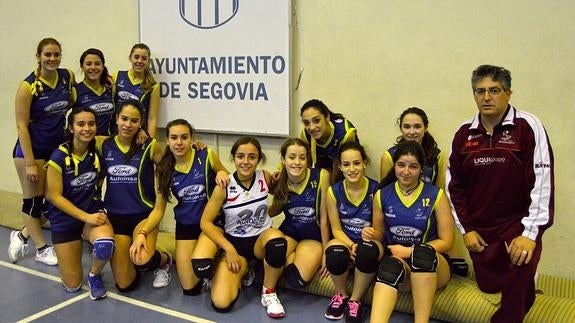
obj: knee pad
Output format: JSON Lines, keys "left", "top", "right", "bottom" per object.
{"left": 22, "top": 196, "right": 44, "bottom": 218}
{"left": 116, "top": 272, "right": 142, "bottom": 293}
{"left": 410, "top": 244, "right": 437, "bottom": 273}
{"left": 183, "top": 280, "right": 204, "bottom": 296}
{"left": 212, "top": 296, "right": 238, "bottom": 313}
{"left": 192, "top": 258, "right": 214, "bottom": 279}
{"left": 134, "top": 250, "right": 162, "bottom": 272}
{"left": 62, "top": 281, "right": 82, "bottom": 293}
{"left": 284, "top": 263, "right": 308, "bottom": 289}
{"left": 325, "top": 245, "right": 350, "bottom": 275}
{"left": 376, "top": 256, "right": 406, "bottom": 290}
{"left": 264, "top": 237, "right": 287, "bottom": 268}
{"left": 92, "top": 237, "right": 115, "bottom": 261}
{"left": 354, "top": 240, "right": 380, "bottom": 273}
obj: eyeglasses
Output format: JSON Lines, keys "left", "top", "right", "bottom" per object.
{"left": 473, "top": 87, "right": 505, "bottom": 97}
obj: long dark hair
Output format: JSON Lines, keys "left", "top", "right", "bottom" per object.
{"left": 116, "top": 99, "right": 146, "bottom": 162}
{"left": 156, "top": 119, "right": 195, "bottom": 201}
{"left": 300, "top": 99, "right": 344, "bottom": 121}
{"left": 380, "top": 140, "right": 425, "bottom": 188}
{"left": 80, "top": 48, "right": 112, "bottom": 90}
{"left": 64, "top": 106, "right": 98, "bottom": 175}
{"left": 270, "top": 138, "right": 311, "bottom": 215}
{"left": 396, "top": 107, "right": 438, "bottom": 166}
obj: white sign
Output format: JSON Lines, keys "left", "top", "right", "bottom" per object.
{"left": 139, "top": 0, "right": 291, "bottom": 136}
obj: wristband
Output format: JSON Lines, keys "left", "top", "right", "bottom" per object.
{"left": 137, "top": 229, "right": 147, "bottom": 237}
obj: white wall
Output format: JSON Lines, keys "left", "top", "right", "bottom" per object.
{"left": 0, "top": 0, "right": 572, "bottom": 279}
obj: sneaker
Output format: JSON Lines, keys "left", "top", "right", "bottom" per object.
{"left": 261, "top": 290, "right": 285, "bottom": 318}
{"left": 88, "top": 272, "right": 107, "bottom": 300}
{"left": 8, "top": 231, "right": 28, "bottom": 263}
{"left": 345, "top": 300, "right": 362, "bottom": 323}
{"left": 242, "top": 263, "right": 255, "bottom": 287}
{"left": 152, "top": 253, "right": 172, "bottom": 288}
{"left": 35, "top": 246, "right": 58, "bottom": 266}
{"left": 325, "top": 293, "right": 350, "bottom": 320}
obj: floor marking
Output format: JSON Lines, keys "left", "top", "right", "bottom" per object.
{"left": 16, "top": 293, "right": 89, "bottom": 323}
{"left": 107, "top": 293, "right": 216, "bottom": 323}
{"left": 0, "top": 259, "right": 215, "bottom": 323}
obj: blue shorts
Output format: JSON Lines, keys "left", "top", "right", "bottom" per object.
{"left": 13, "top": 141, "right": 55, "bottom": 160}
{"left": 51, "top": 222, "right": 84, "bottom": 244}
{"left": 108, "top": 212, "right": 147, "bottom": 236}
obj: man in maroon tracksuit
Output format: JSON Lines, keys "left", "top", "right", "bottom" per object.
{"left": 446, "top": 65, "right": 554, "bottom": 323}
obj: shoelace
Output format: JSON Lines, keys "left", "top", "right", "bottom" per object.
{"left": 90, "top": 275, "right": 105, "bottom": 289}
{"left": 263, "top": 293, "right": 280, "bottom": 305}
{"left": 347, "top": 301, "right": 360, "bottom": 317}
{"left": 330, "top": 294, "right": 345, "bottom": 308}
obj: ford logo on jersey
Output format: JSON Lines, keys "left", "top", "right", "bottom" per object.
{"left": 117, "top": 91, "right": 139, "bottom": 101}
{"left": 178, "top": 184, "right": 206, "bottom": 197}
{"left": 70, "top": 172, "right": 97, "bottom": 187}
{"left": 90, "top": 102, "right": 114, "bottom": 113}
{"left": 44, "top": 100, "right": 69, "bottom": 113}
{"left": 390, "top": 226, "right": 422, "bottom": 237}
{"left": 108, "top": 165, "right": 138, "bottom": 176}
{"left": 287, "top": 207, "right": 314, "bottom": 216}
{"left": 179, "top": 0, "right": 239, "bottom": 29}
{"left": 341, "top": 217, "right": 370, "bottom": 228}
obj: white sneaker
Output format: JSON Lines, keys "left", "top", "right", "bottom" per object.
{"left": 152, "top": 253, "right": 172, "bottom": 288}
{"left": 8, "top": 231, "right": 28, "bottom": 263}
{"left": 35, "top": 246, "right": 58, "bottom": 266}
{"left": 261, "top": 291, "right": 286, "bottom": 318}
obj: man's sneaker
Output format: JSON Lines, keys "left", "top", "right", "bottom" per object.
{"left": 261, "top": 290, "right": 285, "bottom": 318}
{"left": 152, "top": 253, "right": 172, "bottom": 288}
{"left": 242, "top": 263, "right": 255, "bottom": 287}
{"left": 88, "top": 272, "right": 107, "bottom": 300}
{"left": 8, "top": 231, "right": 28, "bottom": 263}
{"left": 345, "top": 300, "right": 362, "bottom": 323}
{"left": 325, "top": 293, "right": 350, "bottom": 320}
{"left": 35, "top": 246, "right": 58, "bottom": 266}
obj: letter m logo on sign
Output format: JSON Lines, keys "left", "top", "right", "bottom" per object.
{"left": 179, "top": 0, "right": 239, "bottom": 29}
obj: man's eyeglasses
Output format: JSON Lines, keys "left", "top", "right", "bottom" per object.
{"left": 473, "top": 87, "right": 505, "bottom": 97}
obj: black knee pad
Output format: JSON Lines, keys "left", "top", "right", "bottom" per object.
{"left": 410, "top": 244, "right": 437, "bottom": 273}
{"left": 212, "top": 295, "right": 238, "bottom": 313}
{"left": 325, "top": 245, "right": 350, "bottom": 275}
{"left": 192, "top": 258, "right": 214, "bottom": 279}
{"left": 134, "top": 250, "right": 162, "bottom": 272}
{"left": 376, "top": 256, "right": 406, "bottom": 290}
{"left": 354, "top": 240, "right": 380, "bottom": 273}
{"left": 183, "top": 280, "right": 204, "bottom": 296}
{"left": 264, "top": 237, "right": 287, "bottom": 268}
{"left": 284, "top": 263, "right": 308, "bottom": 289}
{"left": 22, "top": 196, "right": 44, "bottom": 218}
{"left": 116, "top": 271, "right": 142, "bottom": 293}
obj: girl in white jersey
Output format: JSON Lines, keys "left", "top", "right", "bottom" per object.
{"left": 200, "top": 136, "right": 287, "bottom": 318}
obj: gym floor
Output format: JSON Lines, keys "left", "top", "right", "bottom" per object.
{"left": 0, "top": 225, "right": 444, "bottom": 323}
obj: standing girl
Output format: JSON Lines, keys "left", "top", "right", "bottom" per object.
{"left": 45, "top": 107, "right": 115, "bottom": 300}
{"left": 370, "top": 140, "right": 454, "bottom": 323}
{"left": 269, "top": 138, "right": 331, "bottom": 288}
{"left": 9, "top": 38, "right": 75, "bottom": 265}
{"left": 110, "top": 43, "right": 159, "bottom": 138}
{"left": 98, "top": 99, "right": 168, "bottom": 292}
{"left": 324, "top": 141, "right": 382, "bottom": 323}
{"left": 200, "top": 136, "right": 287, "bottom": 318}
{"left": 379, "top": 107, "right": 445, "bottom": 188}
{"left": 130, "top": 119, "right": 229, "bottom": 296}
{"left": 73, "top": 48, "right": 114, "bottom": 136}
{"left": 300, "top": 99, "right": 358, "bottom": 180}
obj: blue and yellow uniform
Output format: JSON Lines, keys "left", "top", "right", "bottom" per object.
{"left": 13, "top": 68, "right": 73, "bottom": 159}
{"left": 45, "top": 144, "right": 101, "bottom": 233}
{"left": 110, "top": 70, "right": 158, "bottom": 135}
{"left": 171, "top": 148, "right": 218, "bottom": 225}
{"left": 377, "top": 181, "right": 441, "bottom": 246}
{"left": 99, "top": 137, "right": 156, "bottom": 217}
{"left": 301, "top": 118, "right": 357, "bottom": 170}
{"left": 73, "top": 81, "right": 114, "bottom": 136}
{"left": 279, "top": 168, "right": 327, "bottom": 242}
{"left": 328, "top": 177, "right": 378, "bottom": 243}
